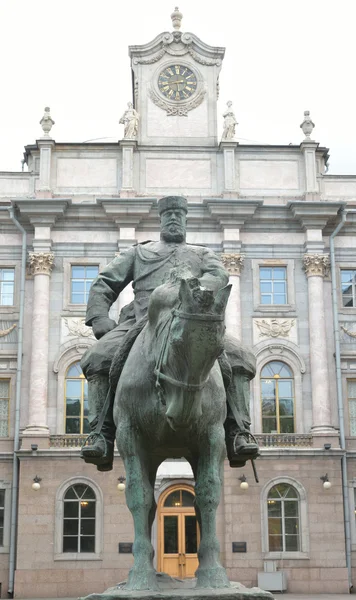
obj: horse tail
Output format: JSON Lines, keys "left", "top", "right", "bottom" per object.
{"left": 109, "top": 315, "right": 148, "bottom": 390}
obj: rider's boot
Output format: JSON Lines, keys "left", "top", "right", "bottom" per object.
{"left": 80, "top": 375, "right": 115, "bottom": 472}
{"left": 224, "top": 368, "right": 260, "bottom": 468}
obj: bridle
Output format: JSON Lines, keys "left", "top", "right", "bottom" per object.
{"left": 154, "top": 307, "right": 225, "bottom": 400}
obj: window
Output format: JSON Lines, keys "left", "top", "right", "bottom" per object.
{"left": 71, "top": 265, "right": 98, "bottom": 304}
{"left": 260, "top": 267, "right": 287, "bottom": 305}
{"left": 63, "top": 484, "right": 96, "bottom": 553}
{"left": 348, "top": 380, "right": 356, "bottom": 435}
{"left": 0, "top": 268, "right": 14, "bottom": 306}
{"left": 65, "top": 363, "right": 89, "bottom": 434}
{"left": 267, "top": 483, "right": 300, "bottom": 552}
{"left": 0, "top": 490, "right": 4, "bottom": 546}
{"left": 341, "top": 270, "right": 356, "bottom": 307}
{"left": 261, "top": 361, "right": 294, "bottom": 433}
{"left": 0, "top": 380, "right": 9, "bottom": 437}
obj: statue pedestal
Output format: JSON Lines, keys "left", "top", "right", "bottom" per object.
{"left": 79, "top": 574, "right": 274, "bottom": 600}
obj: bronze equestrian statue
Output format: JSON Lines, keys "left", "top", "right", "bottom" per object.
{"left": 80, "top": 196, "right": 259, "bottom": 474}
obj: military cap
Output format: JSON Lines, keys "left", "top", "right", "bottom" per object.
{"left": 158, "top": 196, "right": 188, "bottom": 215}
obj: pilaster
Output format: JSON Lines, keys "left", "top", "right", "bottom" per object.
{"left": 300, "top": 141, "right": 319, "bottom": 200}
{"left": 221, "top": 253, "right": 244, "bottom": 340}
{"left": 219, "top": 141, "right": 238, "bottom": 195}
{"left": 37, "top": 139, "right": 55, "bottom": 198}
{"left": 120, "top": 140, "right": 137, "bottom": 196}
{"left": 303, "top": 253, "right": 335, "bottom": 433}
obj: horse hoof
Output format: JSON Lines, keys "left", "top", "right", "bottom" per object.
{"left": 126, "top": 568, "right": 159, "bottom": 591}
{"left": 196, "top": 566, "right": 230, "bottom": 589}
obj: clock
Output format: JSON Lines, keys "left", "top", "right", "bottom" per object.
{"left": 158, "top": 65, "right": 197, "bottom": 101}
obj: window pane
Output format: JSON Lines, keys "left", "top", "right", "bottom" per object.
{"left": 262, "top": 397, "right": 276, "bottom": 416}
{"left": 280, "top": 417, "right": 295, "bottom": 433}
{"left": 285, "top": 518, "right": 299, "bottom": 534}
{"left": 273, "top": 268, "right": 286, "bottom": 280}
{"left": 261, "top": 295, "right": 272, "bottom": 304}
{"left": 182, "top": 490, "right": 195, "bottom": 507}
{"left": 285, "top": 535, "right": 299, "bottom": 551}
{"left": 81, "top": 519, "right": 95, "bottom": 535}
{"left": 284, "top": 500, "right": 299, "bottom": 516}
{"left": 164, "top": 516, "right": 178, "bottom": 553}
{"left": 268, "top": 517, "right": 282, "bottom": 535}
{"left": 260, "top": 282, "right": 272, "bottom": 293}
{"left": 66, "top": 418, "right": 80, "bottom": 434}
{"left": 63, "top": 519, "right": 79, "bottom": 536}
{"left": 72, "top": 281, "right": 85, "bottom": 292}
{"left": 80, "top": 536, "right": 95, "bottom": 552}
{"left": 64, "top": 502, "right": 79, "bottom": 518}
{"left": 349, "top": 399, "right": 356, "bottom": 436}
{"left": 2, "top": 269, "right": 15, "bottom": 281}
{"left": 86, "top": 266, "right": 99, "bottom": 278}
{"left": 185, "top": 516, "right": 198, "bottom": 554}
{"left": 0, "top": 490, "right": 5, "bottom": 507}
{"left": 66, "top": 378, "right": 81, "bottom": 395}
{"left": 74, "top": 484, "right": 89, "bottom": 498}
{"left": 260, "top": 268, "right": 272, "bottom": 279}
{"left": 72, "top": 266, "right": 85, "bottom": 278}
{"left": 82, "top": 487, "right": 96, "bottom": 500}
{"left": 279, "top": 398, "right": 294, "bottom": 416}
{"left": 164, "top": 490, "right": 181, "bottom": 507}
{"left": 267, "top": 501, "right": 281, "bottom": 517}
{"left": 67, "top": 363, "right": 82, "bottom": 377}
{"left": 262, "top": 418, "right": 277, "bottom": 433}
{"left": 80, "top": 502, "right": 95, "bottom": 517}
{"left": 348, "top": 381, "right": 356, "bottom": 398}
{"left": 66, "top": 398, "right": 81, "bottom": 417}
{"left": 278, "top": 382, "right": 293, "bottom": 397}
{"left": 63, "top": 536, "right": 78, "bottom": 552}
{"left": 274, "top": 294, "right": 286, "bottom": 304}
{"left": 64, "top": 487, "right": 77, "bottom": 500}
{"left": 274, "top": 282, "right": 286, "bottom": 293}
{"left": 269, "top": 535, "right": 283, "bottom": 551}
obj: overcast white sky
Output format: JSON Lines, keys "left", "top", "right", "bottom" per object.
{"left": 0, "top": 0, "right": 355, "bottom": 174}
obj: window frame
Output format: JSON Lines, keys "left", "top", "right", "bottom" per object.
{"left": 261, "top": 477, "right": 309, "bottom": 559}
{"left": 339, "top": 265, "right": 356, "bottom": 314}
{"left": 0, "top": 481, "right": 11, "bottom": 553}
{"left": 0, "top": 378, "right": 10, "bottom": 438}
{"left": 260, "top": 361, "right": 295, "bottom": 434}
{"left": 252, "top": 259, "right": 295, "bottom": 313}
{"left": 64, "top": 362, "right": 89, "bottom": 435}
{"left": 62, "top": 258, "right": 106, "bottom": 313}
{"left": 54, "top": 476, "right": 103, "bottom": 561}
{"left": 0, "top": 263, "right": 19, "bottom": 314}
{"left": 0, "top": 267, "right": 15, "bottom": 307}
{"left": 259, "top": 266, "right": 288, "bottom": 306}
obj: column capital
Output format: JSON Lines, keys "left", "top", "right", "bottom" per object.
{"left": 303, "top": 253, "right": 330, "bottom": 278}
{"left": 221, "top": 253, "right": 244, "bottom": 275}
{"left": 28, "top": 252, "right": 54, "bottom": 275}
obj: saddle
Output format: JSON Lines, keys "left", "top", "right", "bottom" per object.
{"left": 109, "top": 314, "right": 148, "bottom": 390}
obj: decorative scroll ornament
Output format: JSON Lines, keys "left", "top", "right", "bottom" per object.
{"left": 132, "top": 32, "right": 221, "bottom": 65}
{"left": 341, "top": 325, "right": 356, "bottom": 339}
{"left": 188, "top": 47, "right": 221, "bottom": 66}
{"left": 220, "top": 253, "right": 244, "bottom": 275}
{"left": 148, "top": 87, "right": 206, "bottom": 117}
{"left": 133, "top": 50, "right": 166, "bottom": 65}
{"left": 256, "top": 319, "right": 295, "bottom": 339}
{"left": 303, "top": 254, "right": 330, "bottom": 278}
{"left": 64, "top": 318, "right": 94, "bottom": 339}
{"left": 0, "top": 323, "right": 17, "bottom": 338}
{"left": 28, "top": 252, "right": 54, "bottom": 275}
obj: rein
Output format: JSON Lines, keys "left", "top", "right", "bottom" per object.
{"left": 154, "top": 307, "right": 224, "bottom": 399}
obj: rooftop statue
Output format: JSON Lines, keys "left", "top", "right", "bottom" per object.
{"left": 80, "top": 196, "right": 259, "bottom": 590}
{"left": 222, "top": 101, "right": 238, "bottom": 141}
{"left": 119, "top": 102, "right": 140, "bottom": 139}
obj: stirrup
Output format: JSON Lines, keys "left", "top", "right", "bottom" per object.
{"left": 81, "top": 432, "right": 108, "bottom": 457}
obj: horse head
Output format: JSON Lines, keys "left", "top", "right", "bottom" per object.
{"left": 153, "top": 276, "right": 231, "bottom": 431}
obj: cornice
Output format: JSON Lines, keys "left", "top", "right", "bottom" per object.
{"left": 129, "top": 31, "right": 225, "bottom": 64}
{"left": 288, "top": 201, "right": 344, "bottom": 230}
{"left": 97, "top": 197, "right": 157, "bottom": 227}
{"left": 204, "top": 199, "right": 262, "bottom": 228}
{"left": 13, "top": 199, "right": 71, "bottom": 226}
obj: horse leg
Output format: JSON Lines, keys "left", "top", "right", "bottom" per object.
{"left": 194, "top": 429, "right": 230, "bottom": 589}
{"left": 187, "top": 457, "right": 202, "bottom": 539}
{"left": 122, "top": 435, "right": 158, "bottom": 591}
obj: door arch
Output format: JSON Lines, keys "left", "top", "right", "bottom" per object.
{"left": 157, "top": 484, "right": 199, "bottom": 578}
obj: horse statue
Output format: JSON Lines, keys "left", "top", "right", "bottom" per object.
{"left": 112, "top": 275, "right": 232, "bottom": 591}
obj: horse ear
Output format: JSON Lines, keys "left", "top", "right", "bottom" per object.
{"left": 214, "top": 284, "right": 232, "bottom": 313}
{"left": 179, "top": 278, "right": 193, "bottom": 305}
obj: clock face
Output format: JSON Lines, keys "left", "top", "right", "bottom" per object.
{"left": 158, "top": 65, "right": 197, "bottom": 101}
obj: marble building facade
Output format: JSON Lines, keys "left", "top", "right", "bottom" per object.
{"left": 1, "top": 10, "right": 356, "bottom": 598}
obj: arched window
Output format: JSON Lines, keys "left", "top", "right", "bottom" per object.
{"left": 261, "top": 361, "right": 295, "bottom": 433}
{"left": 63, "top": 483, "right": 96, "bottom": 553}
{"left": 65, "top": 362, "right": 89, "bottom": 434}
{"left": 267, "top": 483, "right": 300, "bottom": 552}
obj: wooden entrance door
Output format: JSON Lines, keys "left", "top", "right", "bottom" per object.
{"left": 158, "top": 485, "right": 199, "bottom": 578}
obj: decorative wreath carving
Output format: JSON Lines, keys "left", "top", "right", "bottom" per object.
{"left": 148, "top": 87, "right": 206, "bottom": 117}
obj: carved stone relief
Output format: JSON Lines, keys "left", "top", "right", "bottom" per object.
{"left": 341, "top": 323, "right": 356, "bottom": 343}
{"left": 253, "top": 318, "right": 297, "bottom": 345}
{"left": 61, "top": 318, "right": 94, "bottom": 345}
{"left": 28, "top": 252, "right": 54, "bottom": 275}
{"left": 220, "top": 253, "right": 244, "bottom": 275}
{"left": 0, "top": 322, "right": 17, "bottom": 341}
{"left": 148, "top": 87, "right": 206, "bottom": 116}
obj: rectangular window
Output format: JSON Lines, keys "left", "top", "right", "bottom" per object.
{"left": 348, "top": 380, "right": 356, "bottom": 435}
{"left": 0, "top": 268, "right": 15, "bottom": 306}
{"left": 341, "top": 270, "right": 356, "bottom": 307}
{"left": 70, "top": 265, "right": 99, "bottom": 304}
{"left": 0, "top": 489, "right": 4, "bottom": 546}
{"left": 0, "top": 380, "right": 9, "bottom": 437}
{"left": 260, "top": 267, "right": 287, "bottom": 305}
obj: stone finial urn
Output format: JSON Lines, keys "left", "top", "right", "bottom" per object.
{"left": 171, "top": 6, "right": 182, "bottom": 30}
{"left": 300, "top": 110, "right": 315, "bottom": 140}
{"left": 40, "top": 107, "right": 55, "bottom": 138}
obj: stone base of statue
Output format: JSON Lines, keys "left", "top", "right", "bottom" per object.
{"left": 79, "top": 573, "right": 274, "bottom": 600}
